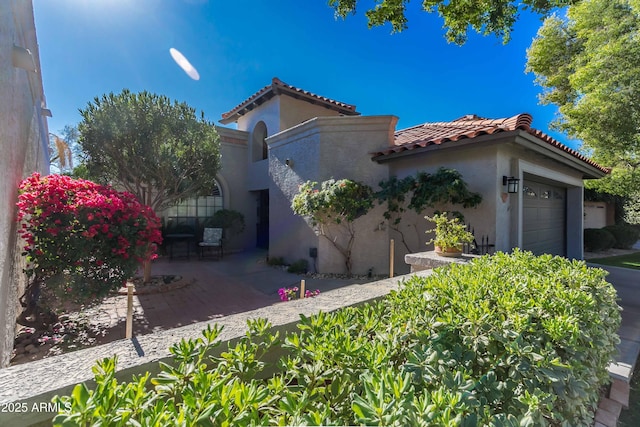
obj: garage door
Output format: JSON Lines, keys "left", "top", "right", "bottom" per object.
{"left": 522, "top": 180, "right": 566, "bottom": 256}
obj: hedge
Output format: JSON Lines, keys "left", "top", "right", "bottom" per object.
{"left": 53, "top": 250, "right": 620, "bottom": 426}
{"left": 604, "top": 224, "right": 640, "bottom": 249}
{"left": 584, "top": 228, "right": 616, "bottom": 252}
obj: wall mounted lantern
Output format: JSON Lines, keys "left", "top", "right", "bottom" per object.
{"left": 503, "top": 176, "right": 520, "bottom": 194}
{"left": 285, "top": 158, "right": 293, "bottom": 168}
{"left": 12, "top": 45, "right": 36, "bottom": 72}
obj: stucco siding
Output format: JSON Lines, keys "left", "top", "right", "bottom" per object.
{"left": 279, "top": 96, "right": 343, "bottom": 131}
{"left": 0, "top": 0, "right": 49, "bottom": 368}
{"left": 218, "top": 136, "right": 254, "bottom": 250}
{"left": 268, "top": 116, "right": 396, "bottom": 275}
{"left": 236, "top": 96, "right": 280, "bottom": 136}
{"left": 268, "top": 129, "right": 321, "bottom": 267}
{"left": 386, "top": 145, "right": 498, "bottom": 274}
{"left": 497, "top": 142, "right": 585, "bottom": 259}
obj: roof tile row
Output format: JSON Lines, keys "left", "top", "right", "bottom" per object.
{"left": 221, "top": 77, "right": 358, "bottom": 122}
{"left": 374, "top": 113, "right": 608, "bottom": 173}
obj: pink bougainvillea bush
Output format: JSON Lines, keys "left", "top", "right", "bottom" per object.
{"left": 16, "top": 173, "right": 162, "bottom": 307}
{"left": 278, "top": 286, "right": 320, "bottom": 301}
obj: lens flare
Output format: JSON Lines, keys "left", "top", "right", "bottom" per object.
{"left": 169, "top": 48, "right": 200, "bottom": 80}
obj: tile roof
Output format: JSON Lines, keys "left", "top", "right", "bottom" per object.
{"left": 373, "top": 113, "right": 609, "bottom": 174}
{"left": 220, "top": 77, "right": 359, "bottom": 124}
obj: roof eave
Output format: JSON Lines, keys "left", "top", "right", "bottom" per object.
{"left": 219, "top": 80, "right": 359, "bottom": 125}
{"left": 513, "top": 130, "right": 608, "bottom": 179}
{"left": 371, "top": 132, "right": 509, "bottom": 163}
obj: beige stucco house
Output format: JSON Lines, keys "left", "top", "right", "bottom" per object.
{"left": 179, "top": 78, "right": 607, "bottom": 276}
{"left": 0, "top": 0, "right": 50, "bottom": 368}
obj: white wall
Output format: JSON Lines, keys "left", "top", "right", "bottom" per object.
{"left": 0, "top": 0, "right": 50, "bottom": 368}
{"left": 584, "top": 202, "right": 607, "bottom": 229}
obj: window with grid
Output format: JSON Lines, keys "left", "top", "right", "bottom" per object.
{"left": 163, "top": 181, "right": 223, "bottom": 221}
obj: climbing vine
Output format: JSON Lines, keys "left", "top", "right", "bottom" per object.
{"left": 376, "top": 168, "right": 482, "bottom": 253}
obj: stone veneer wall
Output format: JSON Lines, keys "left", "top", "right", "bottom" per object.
{"left": 0, "top": 271, "right": 431, "bottom": 427}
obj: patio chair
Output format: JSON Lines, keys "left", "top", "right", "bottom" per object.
{"left": 199, "top": 227, "right": 223, "bottom": 259}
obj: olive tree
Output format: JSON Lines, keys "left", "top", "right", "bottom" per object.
{"left": 78, "top": 90, "right": 221, "bottom": 280}
{"left": 78, "top": 89, "right": 221, "bottom": 213}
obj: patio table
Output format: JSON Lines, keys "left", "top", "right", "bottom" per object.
{"left": 165, "top": 233, "right": 195, "bottom": 259}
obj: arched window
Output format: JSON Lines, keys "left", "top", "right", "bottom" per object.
{"left": 252, "top": 121, "right": 268, "bottom": 162}
{"left": 163, "top": 180, "right": 224, "bottom": 222}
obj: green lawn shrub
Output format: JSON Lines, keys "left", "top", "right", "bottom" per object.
{"left": 287, "top": 258, "right": 309, "bottom": 274}
{"left": 54, "top": 250, "right": 620, "bottom": 426}
{"left": 267, "top": 256, "right": 286, "bottom": 266}
{"left": 604, "top": 224, "right": 640, "bottom": 249}
{"left": 584, "top": 228, "right": 616, "bottom": 252}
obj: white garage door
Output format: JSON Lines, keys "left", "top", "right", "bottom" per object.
{"left": 522, "top": 180, "right": 566, "bottom": 256}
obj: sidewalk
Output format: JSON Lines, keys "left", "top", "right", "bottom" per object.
{"left": 585, "top": 242, "right": 640, "bottom": 426}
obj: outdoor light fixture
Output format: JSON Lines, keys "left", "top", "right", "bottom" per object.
{"left": 12, "top": 45, "right": 36, "bottom": 72}
{"left": 285, "top": 158, "right": 293, "bottom": 168}
{"left": 503, "top": 176, "right": 520, "bottom": 194}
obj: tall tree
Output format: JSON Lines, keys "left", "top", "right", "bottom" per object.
{"left": 328, "top": 0, "right": 573, "bottom": 44}
{"left": 78, "top": 89, "right": 221, "bottom": 213}
{"left": 526, "top": 0, "right": 640, "bottom": 197}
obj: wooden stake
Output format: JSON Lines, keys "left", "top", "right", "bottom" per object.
{"left": 300, "top": 279, "right": 306, "bottom": 299}
{"left": 390, "top": 239, "right": 395, "bottom": 278}
{"left": 126, "top": 283, "right": 134, "bottom": 339}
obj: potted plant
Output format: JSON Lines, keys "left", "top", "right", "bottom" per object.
{"left": 425, "top": 212, "right": 474, "bottom": 257}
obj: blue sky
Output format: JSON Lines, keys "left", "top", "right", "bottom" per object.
{"left": 34, "top": 0, "right": 578, "bottom": 149}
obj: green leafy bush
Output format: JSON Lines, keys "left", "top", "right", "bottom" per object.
{"left": 604, "top": 224, "right": 640, "bottom": 249}
{"left": 54, "top": 251, "right": 620, "bottom": 426}
{"left": 287, "top": 258, "right": 309, "bottom": 274}
{"left": 267, "top": 256, "right": 286, "bottom": 266}
{"left": 584, "top": 228, "right": 616, "bottom": 252}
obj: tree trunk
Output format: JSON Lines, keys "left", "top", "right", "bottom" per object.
{"left": 143, "top": 186, "right": 155, "bottom": 285}
{"left": 17, "top": 279, "right": 57, "bottom": 329}
{"left": 143, "top": 259, "right": 152, "bottom": 283}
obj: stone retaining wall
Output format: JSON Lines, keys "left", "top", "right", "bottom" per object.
{"left": 0, "top": 271, "right": 430, "bottom": 427}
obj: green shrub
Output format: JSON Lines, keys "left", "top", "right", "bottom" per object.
{"left": 604, "top": 224, "right": 640, "bottom": 249}
{"left": 54, "top": 250, "right": 620, "bottom": 426}
{"left": 267, "top": 256, "right": 286, "bottom": 266}
{"left": 584, "top": 228, "right": 616, "bottom": 252}
{"left": 287, "top": 258, "right": 309, "bottom": 274}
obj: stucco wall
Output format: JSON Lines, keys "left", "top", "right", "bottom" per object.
{"left": 385, "top": 145, "right": 499, "bottom": 275}
{"left": 499, "top": 141, "right": 586, "bottom": 259}
{"left": 269, "top": 116, "right": 396, "bottom": 275}
{"left": 237, "top": 95, "right": 354, "bottom": 193}
{"left": 216, "top": 128, "right": 254, "bottom": 250}
{"left": 0, "top": 0, "right": 50, "bottom": 368}
{"left": 278, "top": 96, "right": 344, "bottom": 131}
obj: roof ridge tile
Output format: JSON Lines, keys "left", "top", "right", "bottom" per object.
{"left": 377, "top": 113, "right": 607, "bottom": 174}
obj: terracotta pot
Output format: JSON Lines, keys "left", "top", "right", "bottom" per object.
{"left": 434, "top": 246, "right": 463, "bottom": 257}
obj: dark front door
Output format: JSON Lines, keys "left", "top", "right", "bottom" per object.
{"left": 256, "top": 190, "right": 269, "bottom": 249}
